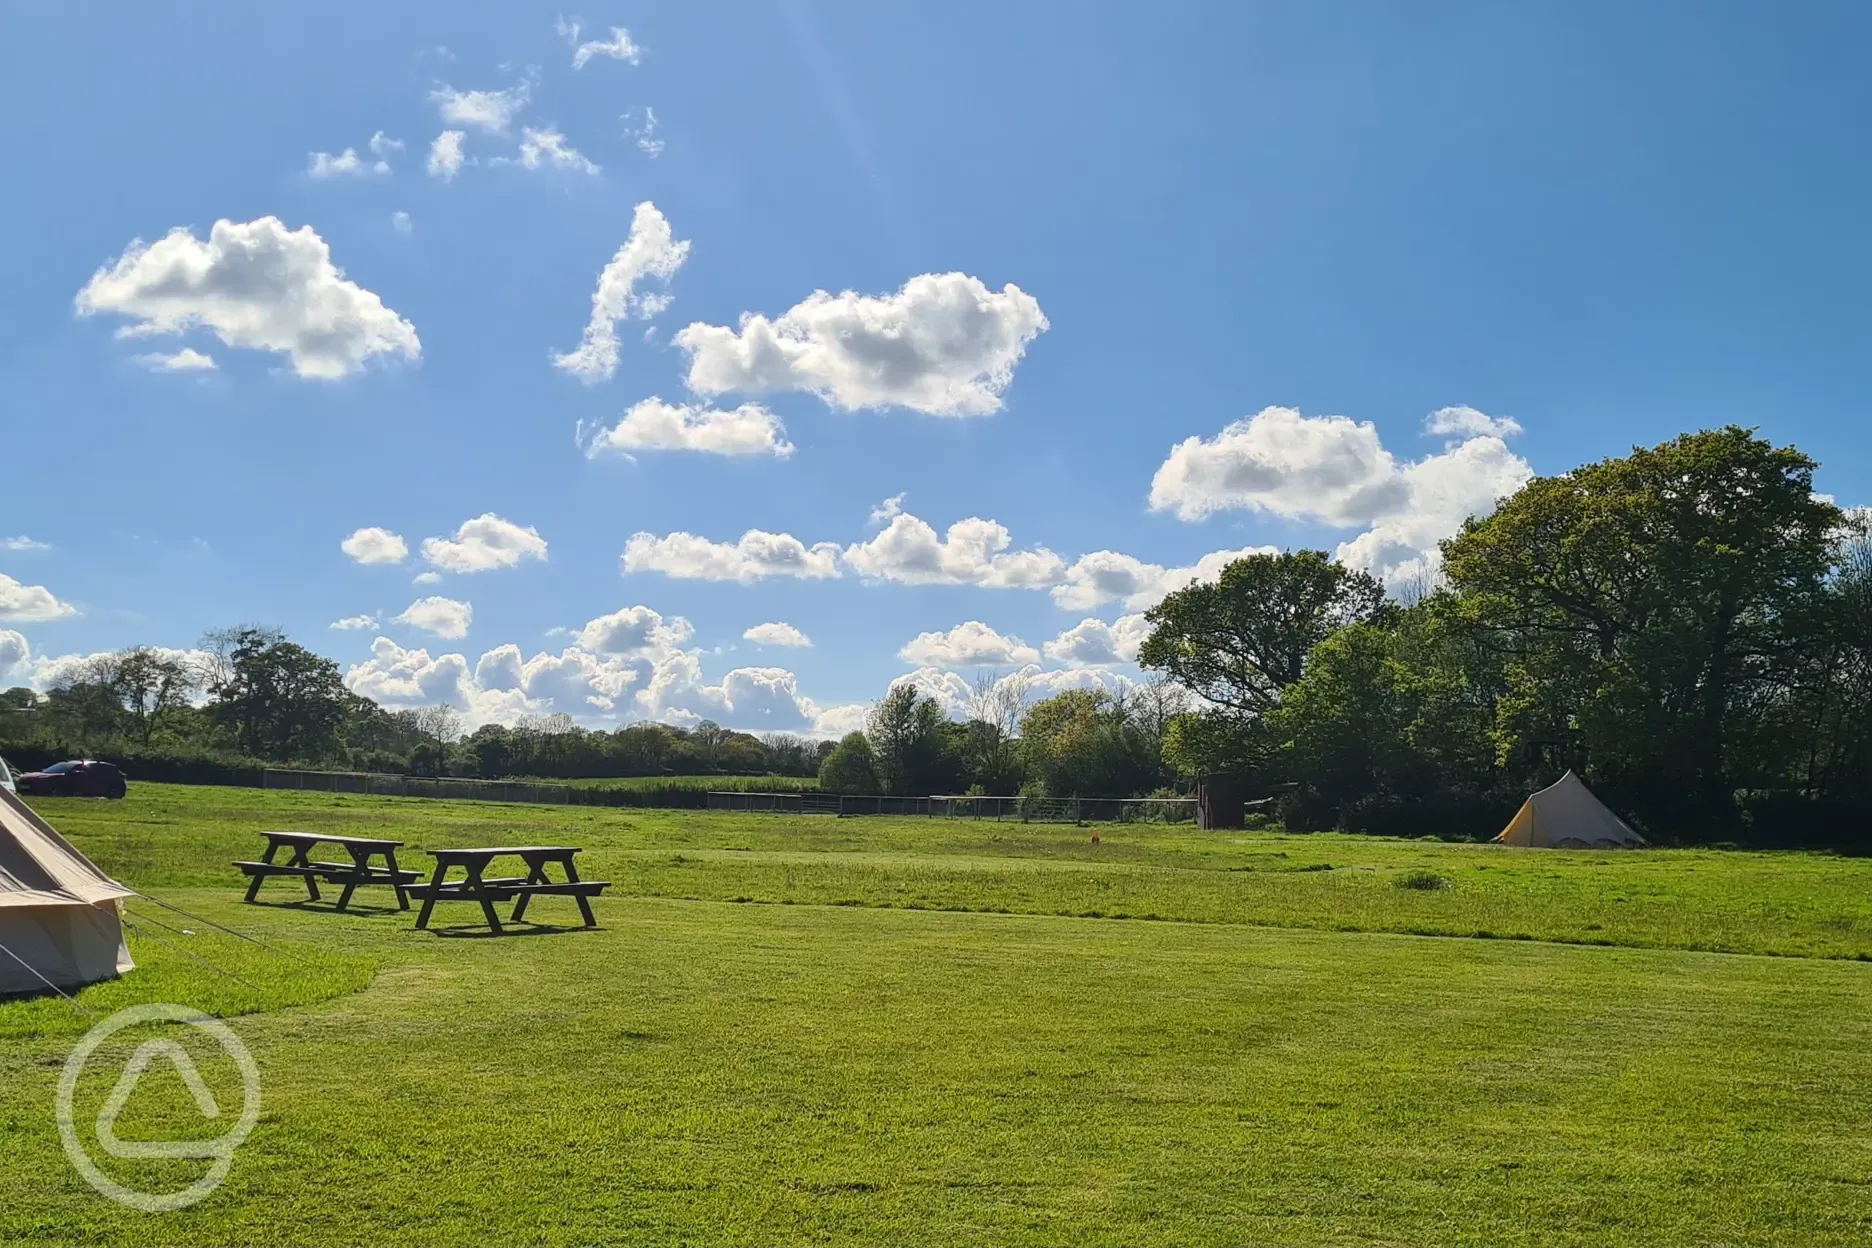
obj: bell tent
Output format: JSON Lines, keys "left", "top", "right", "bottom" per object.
{"left": 1494, "top": 771, "right": 1647, "bottom": 849}
{"left": 0, "top": 786, "right": 134, "bottom": 994}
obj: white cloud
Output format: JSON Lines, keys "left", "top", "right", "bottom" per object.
{"left": 869, "top": 493, "right": 906, "bottom": 525}
{"left": 554, "top": 202, "right": 690, "bottom": 384}
{"left": 564, "top": 21, "right": 643, "bottom": 69}
{"left": 889, "top": 663, "right": 1137, "bottom": 722}
{"left": 1051, "top": 544, "right": 1278, "bottom": 612}
{"left": 1333, "top": 434, "right": 1534, "bottom": 588}
{"left": 506, "top": 126, "right": 600, "bottom": 175}
{"left": 395, "top": 596, "right": 473, "bottom": 640}
{"left": 623, "top": 530, "right": 842, "bottom": 582}
{"left": 811, "top": 702, "right": 870, "bottom": 739}
{"left": 430, "top": 81, "right": 531, "bottom": 134}
{"left": 412, "top": 571, "right": 442, "bottom": 586}
{"left": 0, "top": 630, "right": 27, "bottom": 677}
{"left": 574, "top": 605, "right": 694, "bottom": 657}
{"left": 330, "top": 613, "right": 379, "bottom": 631}
{"left": 624, "top": 107, "right": 663, "bottom": 158}
{"left": 898, "top": 621, "right": 1038, "bottom": 668}
{"left": 132, "top": 347, "right": 217, "bottom": 372}
{"left": 369, "top": 132, "right": 404, "bottom": 158}
{"left": 585, "top": 397, "right": 792, "bottom": 459}
{"left": 341, "top": 527, "right": 408, "bottom": 565}
{"left": 0, "top": 638, "right": 215, "bottom": 695}
{"left": 675, "top": 272, "right": 1048, "bottom": 416}
{"left": 1149, "top": 406, "right": 1409, "bottom": 525}
{"left": 635, "top": 654, "right": 817, "bottom": 731}
{"left": 75, "top": 217, "right": 420, "bottom": 380}
{"left": 309, "top": 148, "right": 387, "bottom": 178}
{"left": 743, "top": 622, "right": 811, "bottom": 648}
{"left": 427, "top": 131, "right": 467, "bottom": 181}
{"left": 0, "top": 575, "right": 76, "bottom": 623}
{"left": 421, "top": 514, "right": 548, "bottom": 574}
{"left": 346, "top": 636, "right": 476, "bottom": 709}
{"left": 844, "top": 512, "right": 1064, "bottom": 588}
{"left": 1043, "top": 614, "right": 1151, "bottom": 666}
{"left": 1425, "top": 405, "right": 1523, "bottom": 440}
{"left": 1149, "top": 406, "right": 1533, "bottom": 591}
{"left": 1, "top": 538, "right": 49, "bottom": 552}
{"left": 392, "top": 211, "right": 413, "bottom": 234}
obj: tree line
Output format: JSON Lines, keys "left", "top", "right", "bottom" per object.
{"left": 0, "top": 625, "right": 828, "bottom": 783}
{"left": 820, "top": 428, "right": 1870, "bottom": 847}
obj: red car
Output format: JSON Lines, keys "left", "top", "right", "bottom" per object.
{"left": 16, "top": 760, "right": 127, "bottom": 799}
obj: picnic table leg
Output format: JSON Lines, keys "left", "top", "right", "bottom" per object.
{"left": 243, "top": 837, "right": 282, "bottom": 904}
{"left": 510, "top": 859, "right": 549, "bottom": 923}
{"left": 290, "top": 845, "right": 322, "bottom": 903}
{"left": 334, "top": 846, "right": 370, "bottom": 912}
{"left": 384, "top": 848, "right": 410, "bottom": 910}
{"left": 467, "top": 864, "right": 503, "bottom": 934}
{"left": 415, "top": 863, "right": 448, "bottom": 930}
{"left": 564, "top": 856, "right": 598, "bottom": 928}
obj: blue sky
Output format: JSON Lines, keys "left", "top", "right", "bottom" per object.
{"left": 2, "top": 1, "right": 1867, "bottom": 734}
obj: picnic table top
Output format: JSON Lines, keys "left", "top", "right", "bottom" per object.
{"left": 428, "top": 845, "right": 582, "bottom": 859}
{"left": 261, "top": 830, "right": 404, "bottom": 849}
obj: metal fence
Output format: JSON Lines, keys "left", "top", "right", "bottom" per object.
{"left": 707, "top": 790, "right": 1199, "bottom": 823}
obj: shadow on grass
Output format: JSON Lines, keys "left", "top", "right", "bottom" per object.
{"left": 426, "top": 922, "right": 604, "bottom": 939}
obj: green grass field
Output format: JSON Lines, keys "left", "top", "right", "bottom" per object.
{"left": 4, "top": 784, "right": 1871, "bottom": 1245}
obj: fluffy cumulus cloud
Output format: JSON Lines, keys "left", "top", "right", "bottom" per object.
{"left": 0, "top": 634, "right": 215, "bottom": 694}
{"left": 898, "top": 621, "right": 1038, "bottom": 668}
{"left": 395, "top": 596, "right": 473, "bottom": 640}
{"left": 1051, "top": 545, "right": 1278, "bottom": 612}
{"left": 0, "top": 574, "right": 77, "bottom": 623}
{"left": 430, "top": 81, "right": 531, "bottom": 134}
{"left": 573, "top": 605, "right": 694, "bottom": 657}
{"left": 132, "top": 347, "right": 217, "bottom": 372}
{"left": 1333, "top": 434, "right": 1534, "bottom": 587}
{"left": 330, "top": 613, "right": 379, "bottom": 631}
{"left": 427, "top": 131, "right": 466, "bottom": 181}
{"left": 743, "top": 622, "right": 811, "bottom": 648}
{"left": 844, "top": 513, "right": 1064, "bottom": 588}
{"left": 1149, "top": 406, "right": 1533, "bottom": 589}
{"left": 675, "top": 272, "right": 1048, "bottom": 416}
{"left": 554, "top": 202, "right": 690, "bottom": 383}
{"left": 420, "top": 514, "right": 548, "bottom": 574}
{"left": 1043, "top": 614, "right": 1152, "bottom": 666}
{"left": 75, "top": 217, "right": 420, "bottom": 380}
{"left": 624, "top": 530, "right": 842, "bottom": 582}
{"left": 585, "top": 397, "right": 791, "bottom": 459}
{"left": 890, "top": 663, "right": 1137, "bottom": 721}
{"left": 341, "top": 527, "right": 408, "bottom": 565}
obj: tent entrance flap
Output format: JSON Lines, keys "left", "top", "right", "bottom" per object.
{"left": 0, "top": 788, "right": 136, "bottom": 992}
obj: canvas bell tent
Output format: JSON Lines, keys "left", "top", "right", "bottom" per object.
{"left": 0, "top": 786, "right": 134, "bottom": 994}
{"left": 1494, "top": 771, "right": 1648, "bottom": 848}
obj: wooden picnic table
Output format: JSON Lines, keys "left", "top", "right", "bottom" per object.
{"left": 405, "top": 846, "right": 609, "bottom": 934}
{"left": 235, "top": 831, "right": 419, "bottom": 911}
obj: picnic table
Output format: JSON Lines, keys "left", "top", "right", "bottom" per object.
{"left": 235, "top": 831, "right": 419, "bottom": 911}
{"left": 405, "top": 847, "right": 609, "bottom": 934}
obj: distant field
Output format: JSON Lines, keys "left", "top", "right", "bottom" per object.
{"left": 549, "top": 774, "right": 820, "bottom": 792}
{"left": 5, "top": 783, "right": 1871, "bottom": 1245}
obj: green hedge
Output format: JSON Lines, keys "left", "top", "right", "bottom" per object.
{"left": 0, "top": 742, "right": 268, "bottom": 788}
